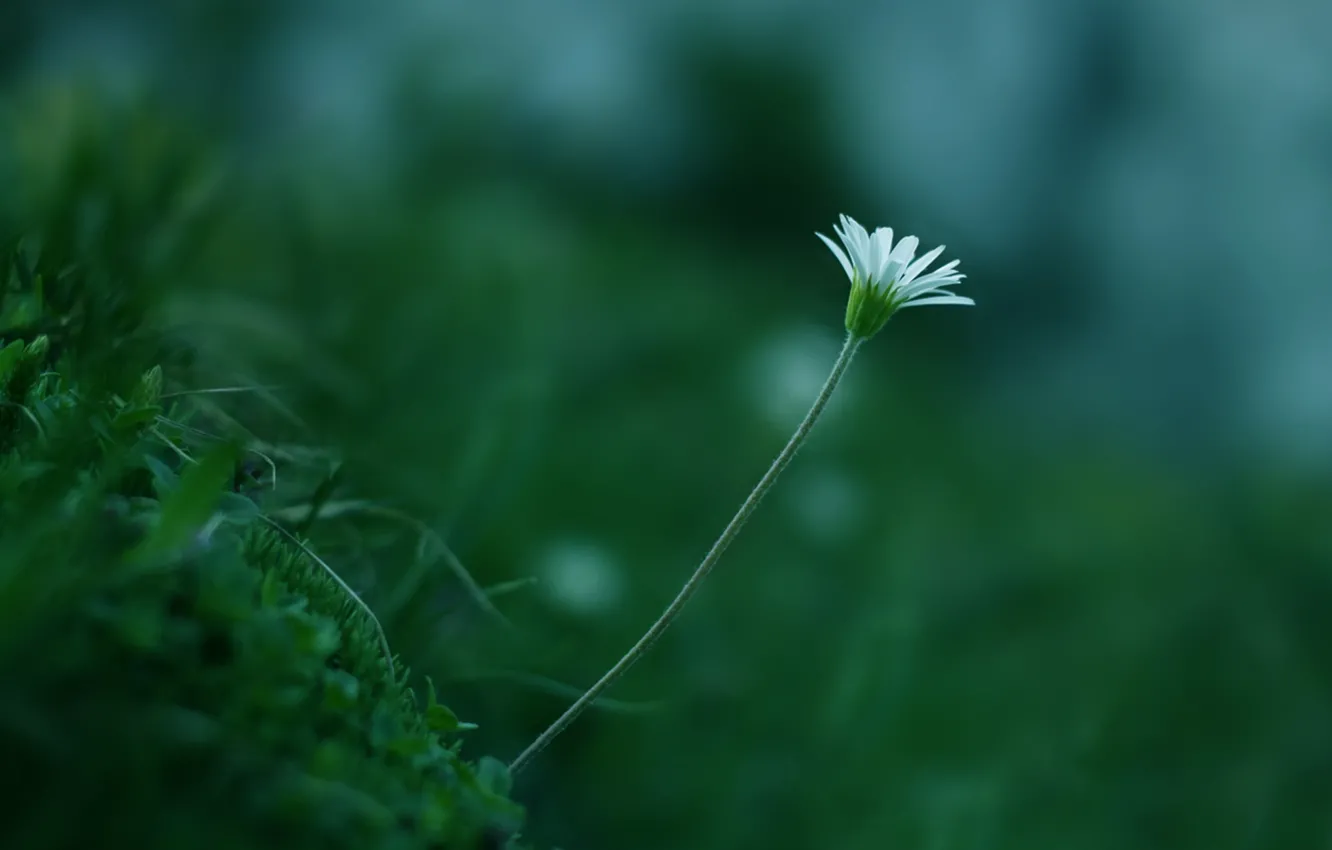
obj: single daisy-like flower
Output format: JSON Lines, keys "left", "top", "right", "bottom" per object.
{"left": 817, "top": 214, "right": 972, "bottom": 339}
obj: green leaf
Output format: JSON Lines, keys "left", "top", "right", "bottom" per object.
{"left": 387, "top": 735, "right": 431, "bottom": 757}
{"left": 426, "top": 703, "right": 468, "bottom": 733}
{"left": 0, "top": 339, "right": 25, "bottom": 385}
{"left": 128, "top": 442, "right": 241, "bottom": 563}
{"left": 369, "top": 701, "right": 404, "bottom": 750}
{"left": 281, "top": 608, "right": 340, "bottom": 660}
{"left": 141, "top": 454, "right": 178, "bottom": 492}
{"left": 424, "top": 677, "right": 478, "bottom": 733}
{"left": 131, "top": 365, "right": 163, "bottom": 407}
{"left": 456, "top": 760, "right": 526, "bottom": 828}
{"left": 111, "top": 404, "right": 162, "bottom": 431}
{"left": 217, "top": 491, "right": 261, "bottom": 522}
{"left": 476, "top": 756, "right": 513, "bottom": 798}
{"left": 323, "top": 669, "right": 361, "bottom": 711}
{"left": 22, "top": 335, "right": 49, "bottom": 364}
{"left": 259, "top": 567, "right": 281, "bottom": 608}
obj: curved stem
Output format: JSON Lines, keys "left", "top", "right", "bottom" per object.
{"left": 510, "top": 332, "right": 864, "bottom": 775}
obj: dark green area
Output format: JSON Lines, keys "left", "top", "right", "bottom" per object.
{"left": 0, "top": 95, "right": 525, "bottom": 850}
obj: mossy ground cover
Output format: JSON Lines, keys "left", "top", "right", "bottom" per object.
{"left": 0, "top": 111, "right": 526, "bottom": 849}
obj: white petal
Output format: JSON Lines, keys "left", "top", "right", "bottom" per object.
{"left": 900, "top": 271, "right": 964, "bottom": 301}
{"left": 926, "top": 259, "right": 961, "bottom": 277}
{"left": 849, "top": 217, "right": 875, "bottom": 270}
{"left": 841, "top": 214, "right": 870, "bottom": 247}
{"left": 900, "top": 277, "right": 964, "bottom": 299}
{"left": 866, "top": 231, "right": 884, "bottom": 283}
{"left": 896, "top": 277, "right": 963, "bottom": 301}
{"left": 834, "top": 221, "right": 866, "bottom": 273}
{"left": 840, "top": 215, "right": 869, "bottom": 254}
{"left": 816, "top": 232, "right": 855, "bottom": 281}
{"left": 871, "top": 228, "right": 895, "bottom": 280}
{"left": 888, "top": 235, "right": 919, "bottom": 268}
{"left": 899, "top": 294, "right": 975, "bottom": 308}
{"left": 881, "top": 261, "right": 906, "bottom": 287}
{"left": 900, "top": 244, "right": 946, "bottom": 284}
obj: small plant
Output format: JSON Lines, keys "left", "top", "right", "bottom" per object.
{"left": 508, "top": 213, "right": 974, "bottom": 774}
{"left": 0, "top": 102, "right": 529, "bottom": 847}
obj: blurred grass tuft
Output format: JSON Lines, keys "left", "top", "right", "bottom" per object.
{"left": 0, "top": 84, "right": 528, "bottom": 850}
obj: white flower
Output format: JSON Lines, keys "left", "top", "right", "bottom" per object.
{"left": 817, "top": 214, "right": 972, "bottom": 339}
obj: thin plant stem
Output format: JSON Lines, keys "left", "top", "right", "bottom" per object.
{"left": 261, "top": 516, "right": 396, "bottom": 672}
{"left": 510, "top": 332, "right": 864, "bottom": 775}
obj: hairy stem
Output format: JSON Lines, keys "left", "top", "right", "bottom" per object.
{"left": 510, "top": 332, "right": 864, "bottom": 775}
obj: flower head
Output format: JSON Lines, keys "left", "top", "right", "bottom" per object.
{"left": 817, "top": 214, "right": 972, "bottom": 339}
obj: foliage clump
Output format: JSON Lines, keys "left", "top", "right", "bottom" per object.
{"left": 0, "top": 91, "right": 525, "bottom": 850}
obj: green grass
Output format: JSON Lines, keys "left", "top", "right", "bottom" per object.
{"left": 0, "top": 104, "right": 527, "bottom": 849}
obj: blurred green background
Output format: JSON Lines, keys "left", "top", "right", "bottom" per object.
{"left": 4, "top": 0, "right": 1332, "bottom": 847}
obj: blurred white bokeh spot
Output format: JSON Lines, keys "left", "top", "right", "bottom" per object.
{"left": 538, "top": 540, "right": 625, "bottom": 616}
{"left": 786, "top": 466, "right": 866, "bottom": 545}
{"left": 745, "top": 324, "right": 855, "bottom": 430}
